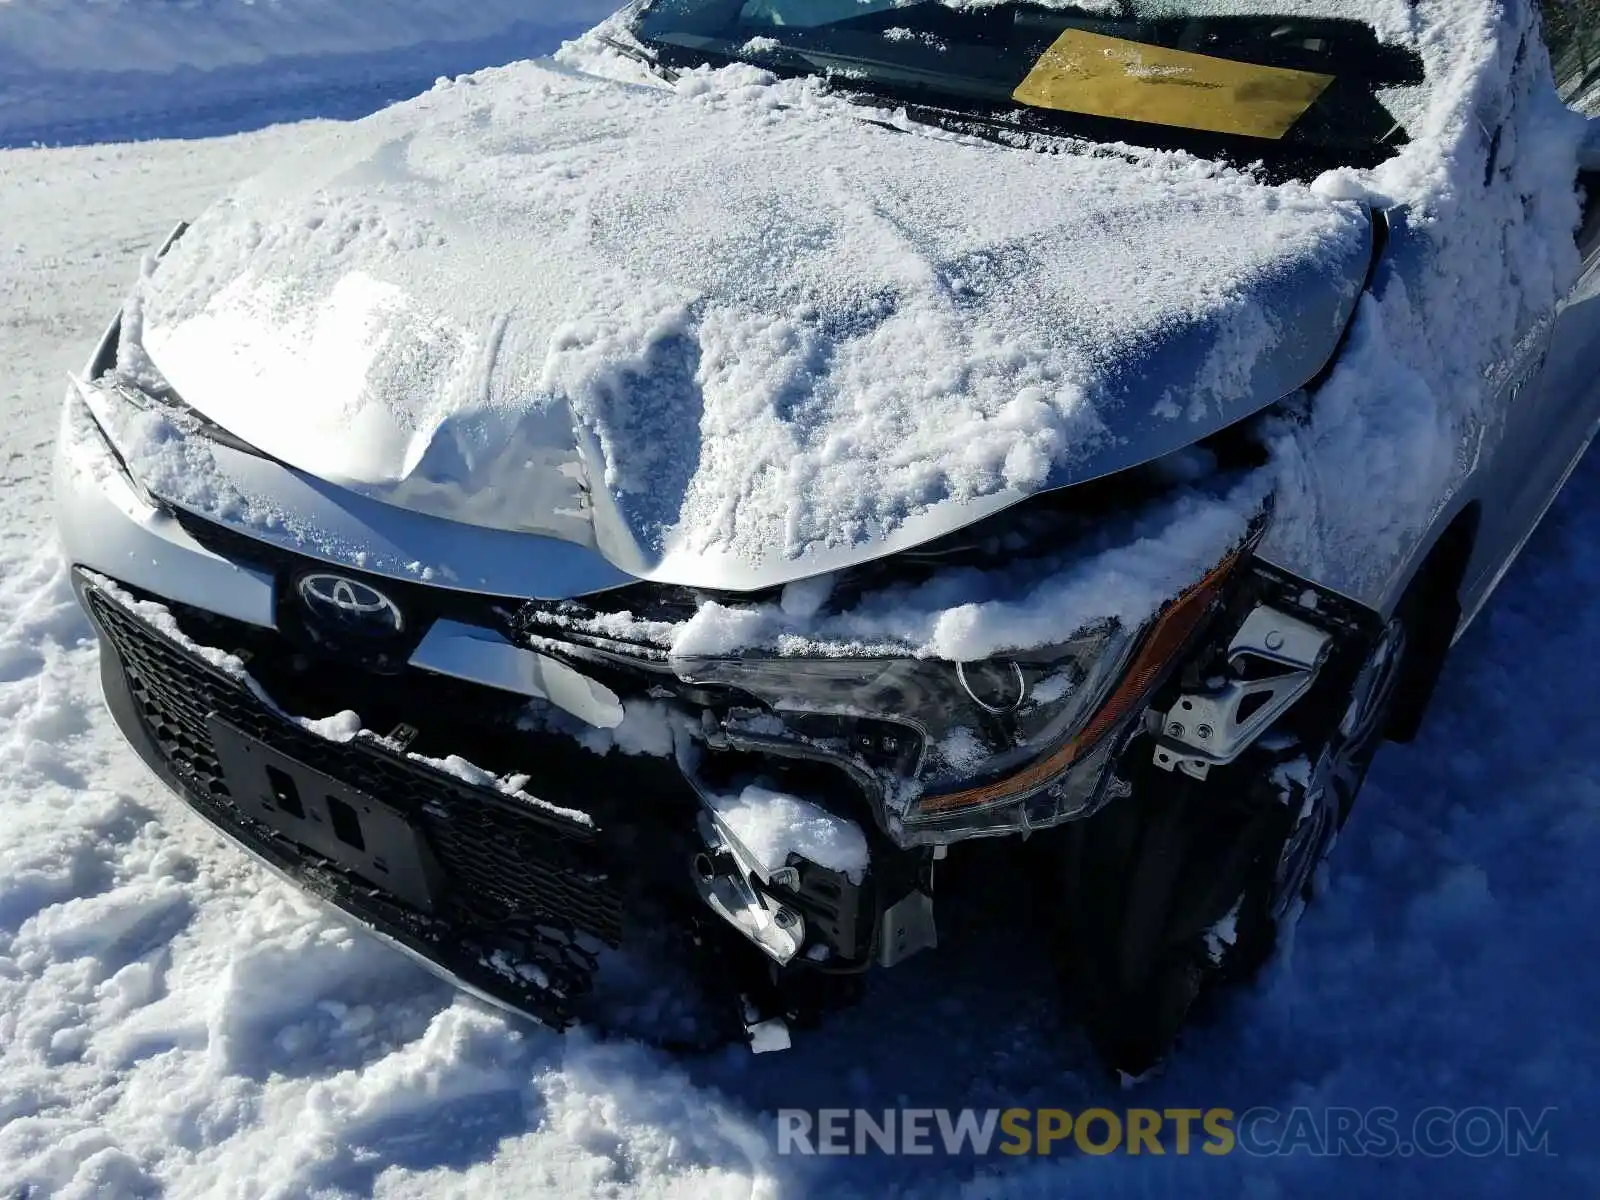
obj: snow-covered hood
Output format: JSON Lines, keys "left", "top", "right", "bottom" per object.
{"left": 131, "top": 56, "right": 1373, "bottom": 590}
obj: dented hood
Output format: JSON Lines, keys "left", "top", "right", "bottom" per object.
{"left": 133, "top": 56, "right": 1371, "bottom": 591}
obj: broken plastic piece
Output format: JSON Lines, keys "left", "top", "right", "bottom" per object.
{"left": 747, "top": 1016, "right": 792, "bottom": 1054}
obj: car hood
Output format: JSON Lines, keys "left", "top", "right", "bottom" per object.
{"left": 130, "top": 56, "right": 1372, "bottom": 591}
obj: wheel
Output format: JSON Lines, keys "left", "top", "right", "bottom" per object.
{"left": 1222, "top": 613, "right": 1407, "bottom": 978}
{"left": 1059, "top": 611, "right": 1411, "bottom": 1076}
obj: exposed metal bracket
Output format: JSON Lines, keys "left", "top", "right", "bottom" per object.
{"left": 876, "top": 889, "right": 937, "bottom": 968}
{"left": 1153, "top": 605, "right": 1332, "bottom": 780}
{"left": 690, "top": 811, "right": 806, "bottom": 966}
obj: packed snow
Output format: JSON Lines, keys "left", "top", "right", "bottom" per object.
{"left": 1, "top": 0, "right": 1598, "bottom": 1196}
{"left": 709, "top": 786, "right": 871, "bottom": 884}
{"left": 120, "top": 46, "right": 1371, "bottom": 585}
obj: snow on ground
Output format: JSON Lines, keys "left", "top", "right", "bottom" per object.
{"left": 1, "top": 3, "right": 1598, "bottom": 1196}
{"left": 0, "top": 0, "right": 619, "bottom": 147}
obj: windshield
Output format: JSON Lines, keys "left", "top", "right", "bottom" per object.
{"left": 629, "top": 1, "right": 1425, "bottom": 172}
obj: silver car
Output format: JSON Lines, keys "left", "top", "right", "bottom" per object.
{"left": 55, "top": 0, "right": 1600, "bottom": 1072}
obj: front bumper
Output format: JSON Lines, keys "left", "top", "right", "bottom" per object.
{"left": 80, "top": 571, "right": 628, "bottom": 1029}
{"left": 76, "top": 563, "right": 911, "bottom": 1037}
{"left": 58, "top": 302, "right": 1269, "bottom": 1031}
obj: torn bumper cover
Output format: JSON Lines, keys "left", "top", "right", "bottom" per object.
{"left": 75, "top": 569, "right": 916, "bottom": 1038}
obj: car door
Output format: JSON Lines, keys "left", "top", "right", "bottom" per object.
{"left": 1459, "top": 0, "right": 1600, "bottom": 623}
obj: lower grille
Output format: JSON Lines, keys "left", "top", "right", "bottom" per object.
{"left": 80, "top": 573, "right": 626, "bottom": 1027}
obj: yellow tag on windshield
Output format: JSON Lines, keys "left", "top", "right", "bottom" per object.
{"left": 1013, "top": 29, "right": 1333, "bottom": 140}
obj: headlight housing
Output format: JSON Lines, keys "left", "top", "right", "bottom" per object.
{"left": 674, "top": 547, "right": 1243, "bottom": 847}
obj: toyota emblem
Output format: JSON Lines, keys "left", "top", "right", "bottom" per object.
{"left": 295, "top": 572, "right": 405, "bottom": 638}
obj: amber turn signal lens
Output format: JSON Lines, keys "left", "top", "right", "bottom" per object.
{"left": 910, "top": 547, "right": 1243, "bottom": 819}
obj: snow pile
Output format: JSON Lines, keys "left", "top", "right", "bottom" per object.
{"left": 709, "top": 785, "right": 871, "bottom": 884}
{"left": 124, "top": 49, "right": 1370, "bottom": 584}
{"left": 672, "top": 470, "right": 1268, "bottom": 660}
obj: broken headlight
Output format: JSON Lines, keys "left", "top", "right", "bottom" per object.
{"left": 674, "top": 551, "right": 1239, "bottom": 846}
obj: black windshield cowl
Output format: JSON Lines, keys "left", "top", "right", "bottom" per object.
{"left": 629, "top": 0, "right": 1425, "bottom": 180}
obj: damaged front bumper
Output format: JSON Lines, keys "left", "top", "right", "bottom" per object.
{"left": 79, "top": 572, "right": 625, "bottom": 1030}
{"left": 74, "top": 568, "right": 933, "bottom": 1045}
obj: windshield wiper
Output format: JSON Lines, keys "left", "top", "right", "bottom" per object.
{"left": 597, "top": 33, "right": 681, "bottom": 85}
{"left": 851, "top": 93, "right": 1101, "bottom": 156}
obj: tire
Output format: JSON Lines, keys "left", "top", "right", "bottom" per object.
{"left": 1059, "top": 609, "right": 1412, "bottom": 1076}
{"left": 1057, "top": 763, "right": 1288, "bottom": 1075}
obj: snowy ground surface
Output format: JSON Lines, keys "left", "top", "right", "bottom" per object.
{"left": 2, "top": 2, "right": 1598, "bottom": 1197}
{"left": 0, "top": 0, "right": 618, "bottom": 147}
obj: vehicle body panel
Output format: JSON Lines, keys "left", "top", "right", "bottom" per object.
{"left": 1458, "top": 233, "right": 1600, "bottom": 631}
{"left": 124, "top": 54, "right": 1372, "bottom": 592}
{"left": 1255, "top": 9, "right": 1594, "bottom": 621}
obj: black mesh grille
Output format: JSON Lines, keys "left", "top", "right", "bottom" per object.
{"left": 81, "top": 577, "right": 628, "bottom": 1023}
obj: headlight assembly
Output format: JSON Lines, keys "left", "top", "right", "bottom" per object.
{"left": 674, "top": 546, "right": 1246, "bottom": 846}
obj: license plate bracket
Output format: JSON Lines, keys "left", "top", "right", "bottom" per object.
{"left": 208, "top": 716, "right": 445, "bottom": 914}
